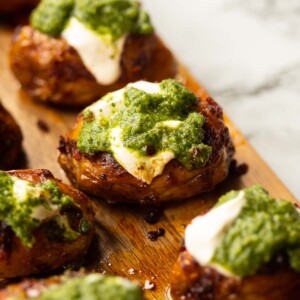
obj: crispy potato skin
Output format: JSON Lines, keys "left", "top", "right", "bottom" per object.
{"left": 58, "top": 97, "right": 234, "bottom": 204}
{"left": 10, "top": 26, "right": 177, "bottom": 106}
{"left": 0, "top": 276, "right": 62, "bottom": 299}
{"left": 0, "top": 0, "right": 39, "bottom": 14}
{"left": 0, "top": 272, "right": 82, "bottom": 299}
{"left": 170, "top": 251, "right": 300, "bottom": 300}
{"left": 0, "top": 103, "right": 22, "bottom": 170}
{"left": 0, "top": 169, "right": 94, "bottom": 279}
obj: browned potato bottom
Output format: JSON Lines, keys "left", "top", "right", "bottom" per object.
{"left": 58, "top": 97, "right": 234, "bottom": 205}
{"left": 0, "top": 102, "right": 22, "bottom": 170}
{"left": 170, "top": 251, "right": 300, "bottom": 300}
{"left": 0, "top": 169, "right": 94, "bottom": 279}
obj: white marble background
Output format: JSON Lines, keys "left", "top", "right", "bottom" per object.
{"left": 144, "top": 0, "right": 300, "bottom": 200}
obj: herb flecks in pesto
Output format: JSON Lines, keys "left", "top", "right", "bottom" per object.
{"left": 30, "top": 0, "right": 74, "bottom": 36}
{"left": 0, "top": 171, "right": 83, "bottom": 248}
{"left": 30, "top": 0, "right": 153, "bottom": 40}
{"left": 211, "top": 185, "right": 300, "bottom": 277}
{"left": 74, "top": 0, "right": 154, "bottom": 40}
{"left": 77, "top": 80, "right": 212, "bottom": 171}
{"left": 37, "top": 274, "right": 144, "bottom": 300}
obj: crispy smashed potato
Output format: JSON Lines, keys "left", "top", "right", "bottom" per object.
{"left": 58, "top": 97, "right": 234, "bottom": 204}
{"left": 10, "top": 26, "right": 177, "bottom": 106}
{"left": 0, "top": 169, "right": 94, "bottom": 279}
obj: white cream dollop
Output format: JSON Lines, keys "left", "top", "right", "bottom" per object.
{"left": 185, "top": 191, "right": 246, "bottom": 276}
{"left": 61, "top": 17, "right": 126, "bottom": 85}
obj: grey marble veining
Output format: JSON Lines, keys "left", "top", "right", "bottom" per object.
{"left": 144, "top": 0, "right": 300, "bottom": 199}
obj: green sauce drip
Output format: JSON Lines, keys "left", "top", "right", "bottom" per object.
{"left": 0, "top": 171, "right": 83, "bottom": 248}
{"left": 211, "top": 185, "right": 300, "bottom": 277}
{"left": 77, "top": 79, "right": 212, "bottom": 170}
{"left": 37, "top": 274, "right": 144, "bottom": 300}
{"left": 30, "top": 0, "right": 153, "bottom": 40}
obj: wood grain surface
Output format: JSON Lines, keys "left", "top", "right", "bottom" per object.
{"left": 0, "top": 24, "right": 297, "bottom": 299}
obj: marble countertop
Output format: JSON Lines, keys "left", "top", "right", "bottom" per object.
{"left": 144, "top": 0, "right": 300, "bottom": 200}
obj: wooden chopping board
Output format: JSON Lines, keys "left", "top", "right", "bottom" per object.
{"left": 0, "top": 25, "right": 297, "bottom": 299}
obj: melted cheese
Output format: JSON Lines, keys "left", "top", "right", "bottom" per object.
{"left": 62, "top": 17, "right": 126, "bottom": 85}
{"left": 185, "top": 191, "right": 246, "bottom": 277}
{"left": 110, "top": 127, "right": 175, "bottom": 184}
{"left": 87, "top": 81, "right": 160, "bottom": 119}
{"left": 13, "top": 178, "right": 60, "bottom": 222}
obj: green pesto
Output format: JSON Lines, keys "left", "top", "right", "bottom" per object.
{"left": 30, "top": 0, "right": 153, "bottom": 40}
{"left": 0, "top": 171, "right": 83, "bottom": 248}
{"left": 211, "top": 185, "right": 300, "bottom": 277}
{"left": 74, "top": 0, "right": 154, "bottom": 40}
{"left": 30, "top": 0, "right": 74, "bottom": 36}
{"left": 37, "top": 274, "right": 144, "bottom": 300}
{"left": 77, "top": 80, "right": 212, "bottom": 170}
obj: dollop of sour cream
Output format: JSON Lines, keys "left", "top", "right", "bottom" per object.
{"left": 62, "top": 17, "right": 126, "bottom": 85}
{"left": 185, "top": 191, "right": 246, "bottom": 277}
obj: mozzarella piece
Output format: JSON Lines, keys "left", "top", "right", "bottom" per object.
{"left": 185, "top": 191, "right": 246, "bottom": 277}
{"left": 110, "top": 127, "right": 175, "bottom": 184}
{"left": 62, "top": 17, "right": 126, "bottom": 85}
{"left": 87, "top": 81, "right": 160, "bottom": 119}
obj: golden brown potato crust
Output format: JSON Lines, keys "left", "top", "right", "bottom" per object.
{"left": 0, "top": 0, "right": 39, "bottom": 14}
{"left": 0, "top": 169, "right": 94, "bottom": 279}
{"left": 58, "top": 97, "right": 234, "bottom": 204}
{"left": 0, "top": 103, "right": 22, "bottom": 170}
{"left": 170, "top": 251, "right": 300, "bottom": 300}
{"left": 10, "top": 26, "right": 177, "bottom": 106}
{"left": 0, "top": 272, "right": 81, "bottom": 299}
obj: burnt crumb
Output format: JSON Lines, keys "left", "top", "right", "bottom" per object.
{"left": 294, "top": 202, "right": 300, "bottom": 209}
{"left": 36, "top": 119, "right": 49, "bottom": 133}
{"left": 145, "top": 145, "right": 156, "bottom": 156}
{"left": 99, "top": 174, "right": 107, "bottom": 181}
{"left": 147, "top": 228, "right": 165, "bottom": 241}
{"left": 230, "top": 160, "right": 248, "bottom": 177}
{"left": 143, "top": 206, "right": 162, "bottom": 224}
{"left": 58, "top": 136, "right": 67, "bottom": 154}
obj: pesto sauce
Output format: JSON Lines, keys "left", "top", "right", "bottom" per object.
{"left": 211, "top": 185, "right": 300, "bottom": 277}
{"left": 77, "top": 80, "right": 212, "bottom": 170}
{"left": 30, "top": 0, "right": 74, "bottom": 36}
{"left": 0, "top": 171, "right": 83, "bottom": 248}
{"left": 37, "top": 274, "right": 144, "bottom": 300}
{"left": 30, "top": 0, "right": 153, "bottom": 39}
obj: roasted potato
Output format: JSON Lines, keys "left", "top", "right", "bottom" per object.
{"left": 0, "top": 102, "right": 22, "bottom": 170}
{"left": 0, "top": 0, "right": 39, "bottom": 14}
{"left": 10, "top": 26, "right": 177, "bottom": 106}
{"left": 0, "top": 272, "right": 144, "bottom": 300}
{"left": 0, "top": 169, "right": 94, "bottom": 279}
{"left": 170, "top": 250, "right": 300, "bottom": 300}
{"left": 58, "top": 95, "right": 234, "bottom": 205}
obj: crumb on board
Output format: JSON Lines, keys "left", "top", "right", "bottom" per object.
{"left": 143, "top": 280, "right": 156, "bottom": 290}
{"left": 37, "top": 119, "right": 50, "bottom": 133}
{"left": 128, "top": 268, "right": 135, "bottom": 275}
